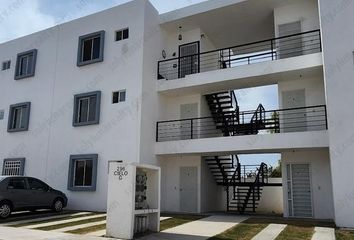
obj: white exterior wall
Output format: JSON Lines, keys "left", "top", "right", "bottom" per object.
{"left": 0, "top": 0, "right": 159, "bottom": 211}
{"left": 274, "top": 0, "right": 320, "bottom": 36}
{"left": 282, "top": 149, "right": 334, "bottom": 220}
{"left": 257, "top": 178, "right": 283, "bottom": 215}
{"left": 160, "top": 156, "right": 202, "bottom": 213}
{"left": 278, "top": 74, "right": 326, "bottom": 109}
{"left": 319, "top": 0, "right": 354, "bottom": 228}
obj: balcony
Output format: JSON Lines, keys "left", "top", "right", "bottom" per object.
{"left": 158, "top": 30, "right": 321, "bottom": 81}
{"left": 156, "top": 105, "right": 327, "bottom": 142}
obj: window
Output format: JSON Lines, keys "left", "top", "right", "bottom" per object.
{"left": 115, "top": 28, "right": 129, "bottom": 41}
{"left": 77, "top": 31, "right": 105, "bottom": 66}
{"left": 28, "top": 178, "right": 49, "bottom": 191}
{"left": 68, "top": 154, "right": 98, "bottom": 191}
{"left": 8, "top": 178, "right": 27, "bottom": 190}
{"left": 112, "top": 90, "right": 126, "bottom": 104}
{"left": 7, "top": 102, "right": 31, "bottom": 132}
{"left": 73, "top": 91, "right": 101, "bottom": 126}
{"left": 2, "top": 158, "right": 25, "bottom": 176}
{"left": 0, "top": 110, "right": 4, "bottom": 120}
{"left": 2, "top": 60, "right": 10, "bottom": 71}
{"left": 14, "top": 49, "right": 37, "bottom": 80}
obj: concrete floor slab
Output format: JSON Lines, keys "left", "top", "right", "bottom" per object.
{"left": 139, "top": 215, "right": 248, "bottom": 240}
{"left": 252, "top": 224, "right": 287, "bottom": 240}
{"left": 311, "top": 227, "right": 336, "bottom": 240}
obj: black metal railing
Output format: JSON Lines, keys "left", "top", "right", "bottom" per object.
{"left": 156, "top": 105, "right": 327, "bottom": 142}
{"left": 157, "top": 29, "right": 321, "bottom": 80}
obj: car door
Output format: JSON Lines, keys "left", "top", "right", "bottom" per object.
{"left": 27, "top": 178, "right": 52, "bottom": 208}
{"left": 7, "top": 178, "right": 31, "bottom": 209}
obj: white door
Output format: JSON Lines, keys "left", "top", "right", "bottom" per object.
{"left": 179, "top": 42, "right": 200, "bottom": 78}
{"left": 278, "top": 21, "right": 302, "bottom": 59}
{"left": 180, "top": 167, "right": 198, "bottom": 213}
{"left": 180, "top": 103, "right": 198, "bottom": 140}
{"left": 287, "top": 164, "right": 313, "bottom": 218}
{"left": 282, "top": 89, "right": 306, "bottom": 132}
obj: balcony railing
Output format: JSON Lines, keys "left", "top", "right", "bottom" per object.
{"left": 156, "top": 105, "right": 327, "bottom": 142}
{"left": 158, "top": 29, "right": 321, "bottom": 80}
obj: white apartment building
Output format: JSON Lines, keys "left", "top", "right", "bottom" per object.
{"left": 0, "top": 0, "right": 353, "bottom": 228}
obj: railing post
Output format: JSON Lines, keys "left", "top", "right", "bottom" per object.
{"left": 191, "top": 119, "right": 193, "bottom": 139}
{"left": 324, "top": 106, "right": 328, "bottom": 130}
{"left": 319, "top": 30, "right": 322, "bottom": 52}
{"left": 271, "top": 39, "right": 274, "bottom": 60}
{"left": 229, "top": 48, "right": 231, "bottom": 68}
{"left": 156, "top": 122, "right": 159, "bottom": 142}
{"left": 226, "top": 185, "right": 230, "bottom": 212}
{"left": 252, "top": 187, "right": 256, "bottom": 212}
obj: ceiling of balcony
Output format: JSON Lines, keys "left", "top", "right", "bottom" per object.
{"left": 160, "top": 0, "right": 302, "bottom": 49}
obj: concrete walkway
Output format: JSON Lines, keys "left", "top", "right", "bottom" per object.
{"left": 25, "top": 214, "right": 106, "bottom": 229}
{"left": 252, "top": 224, "right": 287, "bottom": 240}
{"left": 139, "top": 215, "right": 248, "bottom": 240}
{"left": 0, "top": 226, "right": 114, "bottom": 240}
{"left": 55, "top": 220, "right": 106, "bottom": 232}
{"left": 311, "top": 227, "right": 336, "bottom": 240}
{"left": 1, "top": 212, "right": 91, "bottom": 226}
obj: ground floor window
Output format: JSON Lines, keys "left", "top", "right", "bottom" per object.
{"left": 2, "top": 158, "right": 25, "bottom": 176}
{"left": 68, "top": 154, "right": 98, "bottom": 191}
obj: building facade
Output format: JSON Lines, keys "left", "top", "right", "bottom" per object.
{"left": 0, "top": 0, "right": 353, "bottom": 228}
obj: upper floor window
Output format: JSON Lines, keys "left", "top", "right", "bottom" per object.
{"left": 77, "top": 31, "right": 105, "bottom": 66}
{"left": 2, "top": 158, "right": 25, "bottom": 176}
{"left": 2, "top": 60, "right": 11, "bottom": 71}
{"left": 68, "top": 154, "right": 98, "bottom": 191}
{"left": 115, "top": 28, "right": 129, "bottom": 41}
{"left": 73, "top": 91, "right": 101, "bottom": 126}
{"left": 112, "top": 90, "right": 126, "bottom": 104}
{"left": 7, "top": 102, "right": 31, "bottom": 132}
{"left": 15, "top": 49, "right": 37, "bottom": 80}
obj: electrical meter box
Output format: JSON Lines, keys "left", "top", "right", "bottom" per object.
{"left": 106, "top": 162, "right": 160, "bottom": 239}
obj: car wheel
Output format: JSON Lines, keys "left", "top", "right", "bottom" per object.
{"left": 52, "top": 199, "right": 63, "bottom": 213}
{"left": 0, "top": 203, "right": 11, "bottom": 219}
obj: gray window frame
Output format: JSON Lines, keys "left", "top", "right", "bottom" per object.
{"left": 68, "top": 154, "right": 98, "bottom": 191}
{"left": 73, "top": 91, "right": 101, "bottom": 127}
{"left": 14, "top": 49, "right": 37, "bottom": 80}
{"left": 77, "top": 31, "right": 105, "bottom": 66}
{"left": 7, "top": 102, "right": 31, "bottom": 132}
{"left": 2, "top": 158, "right": 26, "bottom": 176}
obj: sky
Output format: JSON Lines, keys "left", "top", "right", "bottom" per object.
{"left": 0, "top": 0, "right": 280, "bottom": 167}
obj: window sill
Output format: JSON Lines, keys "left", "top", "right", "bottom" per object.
{"left": 77, "top": 58, "right": 103, "bottom": 67}
{"left": 68, "top": 186, "right": 96, "bottom": 192}
{"left": 7, "top": 128, "right": 29, "bottom": 133}
{"left": 14, "top": 73, "right": 35, "bottom": 80}
{"left": 73, "top": 121, "right": 99, "bottom": 127}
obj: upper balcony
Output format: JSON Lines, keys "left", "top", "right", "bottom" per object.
{"left": 157, "top": 30, "right": 321, "bottom": 81}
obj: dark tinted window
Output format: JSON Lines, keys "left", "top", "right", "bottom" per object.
{"left": 8, "top": 178, "right": 26, "bottom": 189}
{"left": 74, "top": 160, "right": 93, "bottom": 187}
{"left": 28, "top": 178, "right": 48, "bottom": 191}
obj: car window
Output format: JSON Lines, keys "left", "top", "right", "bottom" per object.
{"left": 8, "top": 178, "right": 27, "bottom": 190}
{"left": 28, "top": 178, "right": 48, "bottom": 191}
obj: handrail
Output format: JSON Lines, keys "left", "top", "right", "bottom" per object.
{"left": 156, "top": 105, "right": 327, "bottom": 142}
{"left": 158, "top": 29, "right": 320, "bottom": 63}
{"left": 157, "top": 104, "right": 326, "bottom": 124}
{"left": 158, "top": 29, "right": 321, "bottom": 80}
